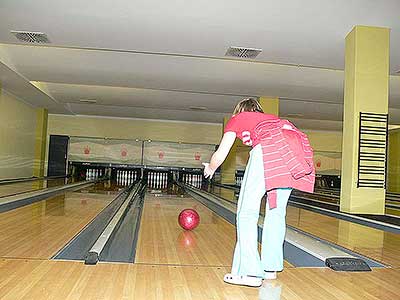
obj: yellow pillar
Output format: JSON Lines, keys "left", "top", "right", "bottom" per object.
{"left": 340, "top": 26, "right": 389, "bottom": 214}
{"left": 388, "top": 129, "right": 400, "bottom": 193}
{"left": 259, "top": 96, "right": 279, "bottom": 116}
{"left": 33, "top": 108, "right": 48, "bottom": 177}
{"left": 220, "top": 116, "right": 237, "bottom": 184}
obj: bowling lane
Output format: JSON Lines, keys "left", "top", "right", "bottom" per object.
{"left": 286, "top": 206, "right": 400, "bottom": 267}
{"left": 208, "top": 184, "right": 400, "bottom": 267}
{"left": 0, "top": 177, "right": 73, "bottom": 199}
{"left": 0, "top": 182, "right": 119, "bottom": 259}
{"left": 135, "top": 191, "right": 292, "bottom": 268}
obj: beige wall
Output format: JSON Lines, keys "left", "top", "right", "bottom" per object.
{"left": 48, "top": 114, "right": 223, "bottom": 145}
{"left": 0, "top": 89, "right": 37, "bottom": 179}
{"left": 303, "top": 130, "right": 342, "bottom": 152}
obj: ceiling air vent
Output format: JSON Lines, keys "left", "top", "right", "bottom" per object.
{"left": 11, "top": 31, "right": 50, "bottom": 44}
{"left": 225, "top": 46, "right": 262, "bottom": 59}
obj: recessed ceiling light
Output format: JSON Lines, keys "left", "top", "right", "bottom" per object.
{"left": 79, "top": 99, "right": 97, "bottom": 104}
{"left": 285, "top": 113, "right": 304, "bottom": 118}
{"left": 189, "top": 106, "right": 207, "bottom": 111}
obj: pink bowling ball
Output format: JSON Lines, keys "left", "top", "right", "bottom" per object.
{"left": 178, "top": 209, "right": 200, "bottom": 231}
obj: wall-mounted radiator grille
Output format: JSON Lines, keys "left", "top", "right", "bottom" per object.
{"left": 357, "top": 112, "right": 388, "bottom": 189}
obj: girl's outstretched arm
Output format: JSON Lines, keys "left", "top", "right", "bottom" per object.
{"left": 203, "top": 132, "right": 236, "bottom": 179}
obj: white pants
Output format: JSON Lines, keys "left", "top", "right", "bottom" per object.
{"left": 231, "top": 144, "right": 292, "bottom": 278}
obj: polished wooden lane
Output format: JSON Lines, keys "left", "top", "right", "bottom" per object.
{"left": 0, "top": 178, "right": 69, "bottom": 199}
{"left": 286, "top": 206, "right": 400, "bottom": 267}
{"left": 0, "top": 258, "right": 398, "bottom": 300}
{"left": 200, "top": 185, "right": 400, "bottom": 268}
{"left": 0, "top": 188, "right": 116, "bottom": 259}
{"left": 135, "top": 194, "right": 293, "bottom": 268}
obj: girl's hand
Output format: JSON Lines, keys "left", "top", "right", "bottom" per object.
{"left": 202, "top": 163, "right": 215, "bottom": 179}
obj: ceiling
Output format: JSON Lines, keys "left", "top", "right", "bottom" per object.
{"left": 0, "top": 0, "right": 400, "bottom": 131}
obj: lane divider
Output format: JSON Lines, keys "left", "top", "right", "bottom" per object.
{"left": 85, "top": 181, "right": 146, "bottom": 265}
{"left": 0, "top": 180, "right": 94, "bottom": 213}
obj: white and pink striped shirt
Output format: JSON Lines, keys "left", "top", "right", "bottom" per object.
{"left": 225, "top": 112, "right": 315, "bottom": 209}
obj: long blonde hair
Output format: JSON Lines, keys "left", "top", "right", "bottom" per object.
{"left": 233, "top": 98, "right": 264, "bottom": 115}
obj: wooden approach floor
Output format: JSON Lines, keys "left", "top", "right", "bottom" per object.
{"left": 0, "top": 192, "right": 399, "bottom": 299}
{"left": 0, "top": 259, "right": 399, "bottom": 299}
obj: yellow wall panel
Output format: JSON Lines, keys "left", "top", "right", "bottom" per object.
{"left": 33, "top": 109, "right": 48, "bottom": 177}
{"left": 0, "top": 89, "right": 36, "bottom": 179}
{"left": 220, "top": 116, "right": 236, "bottom": 184}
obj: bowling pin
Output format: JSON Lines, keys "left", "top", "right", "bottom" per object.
{"left": 162, "top": 173, "right": 164, "bottom": 188}
{"left": 155, "top": 173, "right": 158, "bottom": 189}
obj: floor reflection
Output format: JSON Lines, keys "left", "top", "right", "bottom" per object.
{"left": 259, "top": 281, "right": 282, "bottom": 300}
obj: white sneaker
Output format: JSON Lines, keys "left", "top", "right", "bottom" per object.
{"left": 263, "top": 271, "right": 277, "bottom": 280}
{"left": 223, "top": 273, "right": 262, "bottom": 287}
